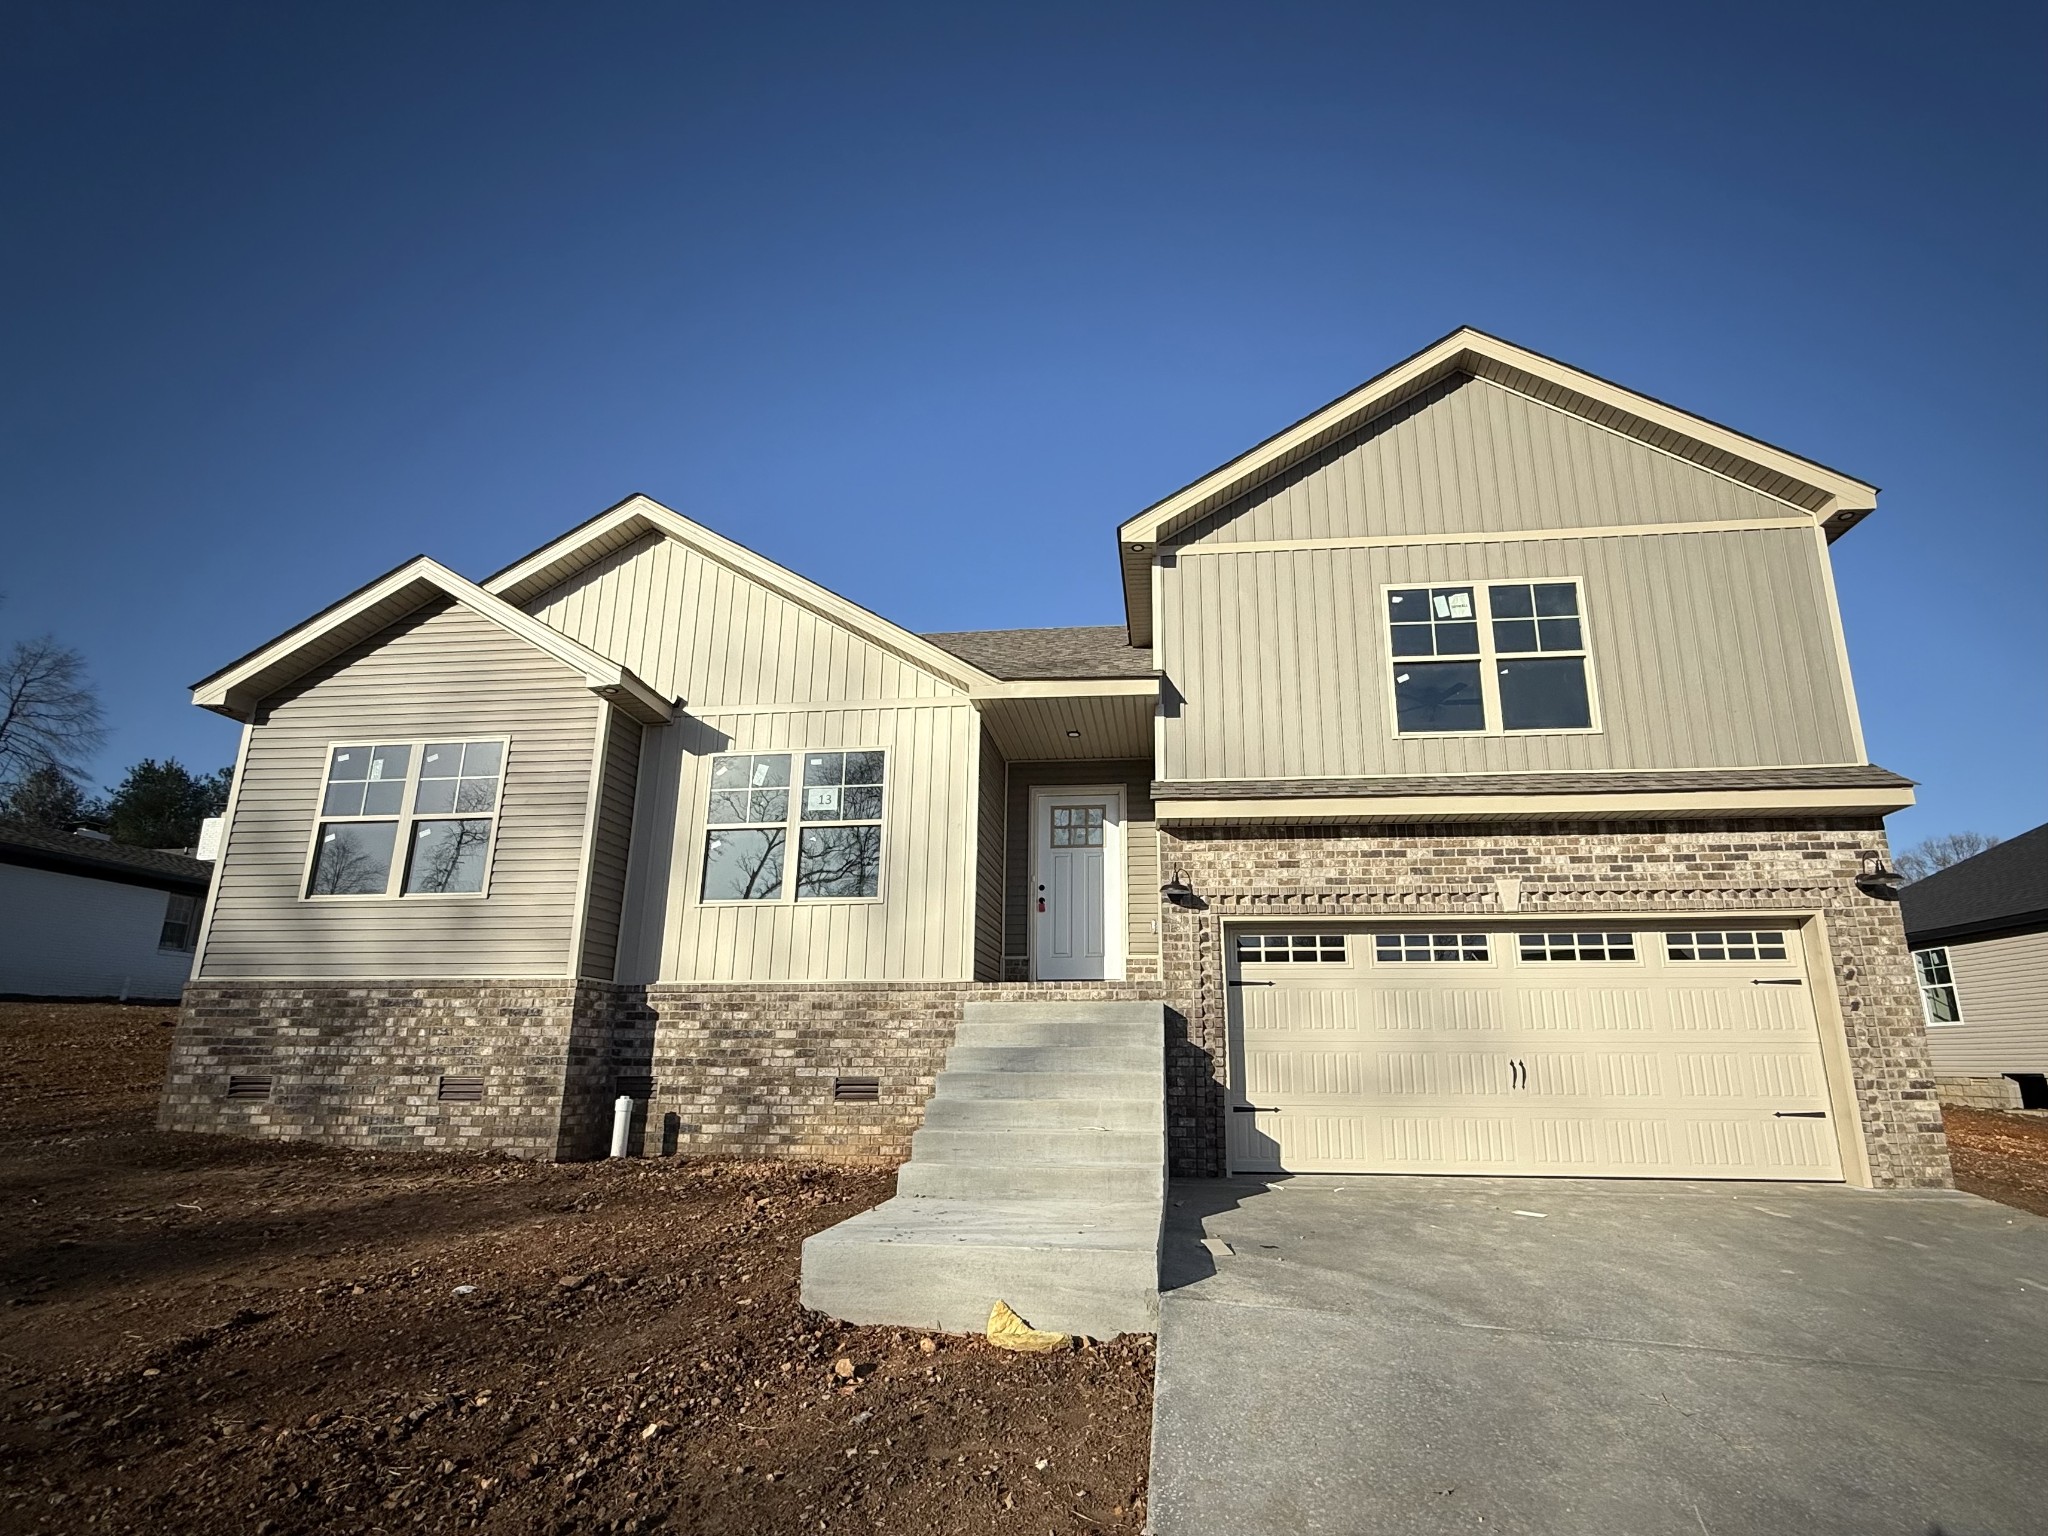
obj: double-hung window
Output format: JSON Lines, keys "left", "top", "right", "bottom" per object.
{"left": 1386, "top": 580, "right": 1595, "bottom": 735}
{"left": 159, "top": 893, "right": 201, "bottom": 952}
{"left": 305, "top": 740, "right": 505, "bottom": 898}
{"left": 1913, "top": 948, "right": 1964, "bottom": 1026}
{"left": 701, "top": 749, "right": 886, "bottom": 903}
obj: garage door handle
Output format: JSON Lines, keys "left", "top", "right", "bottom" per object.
{"left": 1753, "top": 979, "right": 1804, "bottom": 986}
{"left": 1773, "top": 1111, "right": 1827, "bottom": 1118}
{"left": 1232, "top": 1105, "right": 1275, "bottom": 1114}
{"left": 1230, "top": 980, "right": 1275, "bottom": 987}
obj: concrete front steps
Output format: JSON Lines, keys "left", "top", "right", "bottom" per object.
{"left": 800, "top": 1000, "right": 1165, "bottom": 1339}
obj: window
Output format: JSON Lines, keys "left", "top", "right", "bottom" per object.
{"left": 1518, "top": 931, "right": 1636, "bottom": 962}
{"left": 1237, "top": 933, "right": 1348, "bottom": 963}
{"left": 1665, "top": 930, "right": 1788, "bottom": 961}
{"left": 306, "top": 740, "right": 504, "bottom": 898}
{"left": 1914, "top": 948, "right": 1964, "bottom": 1025}
{"left": 1386, "top": 580, "right": 1594, "bottom": 735}
{"left": 159, "top": 893, "right": 201, "bottom": 952}
{"left": 1374, "top": 932, "right": 1491, "bottom": 963}
{"left": 1051, "top": 806, "right": 1105, "bottom": 847}
{"left": 701, "top": 749, "right": 886, "bottom": 903}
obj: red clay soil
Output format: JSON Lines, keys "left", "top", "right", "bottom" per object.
{"left": 0, "top": 1002, "right": 1152, "bottom": 1535}
{"left": 1943, "top": 1103, "right": 2048, "bottom": 1220}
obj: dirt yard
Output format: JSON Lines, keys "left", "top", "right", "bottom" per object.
{"left": 1944, "top": 1103, "right": 2048, "bottom": 1220}
{"left": 0, "top": 1002, "right": 1152, "bottom": 1535}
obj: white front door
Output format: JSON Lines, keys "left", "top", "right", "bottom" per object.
{"left": 1031, "top": 790, "right": 1123, "bottom": 981}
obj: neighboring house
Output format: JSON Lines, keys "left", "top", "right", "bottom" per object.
{"left": 1901, "top": 824, "right": 2048, "bottom": 1110}
{"left": 161, "top": 327, "right": 1950, "bottom": 1195}
{"left": 0, "top": 821, "right": 211, "bottom": 1001}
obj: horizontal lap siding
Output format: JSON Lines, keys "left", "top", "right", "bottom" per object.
{"left": 1159, "top": 528, "right": 1856, "bottom": 780}
{"left": 974, "top": 728, "right": 1007, "bottom": 980}
{"left": 578, "top": 708, "right": 643, "bottom": 981}
{"left": 1175, "top": 374, "right": 1805, "bottom": 547}
{"left": 200, "top": 601, "right": 601, "bottom": 979}
{"left": 1924, "top": 929, "right": 2048, "bottom": 1075}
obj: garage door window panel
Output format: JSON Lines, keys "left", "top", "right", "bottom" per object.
{"left": 1238, "top": 933, "right": 1349, "bottom": 964}
{"left": 1373, "top": 933, "right": 1491, "bottom": 963}
{"left": 1518, "top": 931, "right": 1637, "bottom": 962}
{"left": 1666, "top": 930, "right": 1789, "bottom": 961}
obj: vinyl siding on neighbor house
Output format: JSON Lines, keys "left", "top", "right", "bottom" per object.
{"left": 0, "top": 863, "right": 196, "bottom": 999}
{"left": 199, "top": 600, "right": 605, "bottom": 979}
{"left": 1922, "top": 928, "right": 2048, "bottom": 1076}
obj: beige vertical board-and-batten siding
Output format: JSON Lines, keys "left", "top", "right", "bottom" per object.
{"left": 524, "top": 532, "right": 958, "bottom": 707}
{"left": 618, "top": 703, "right": 979, "bottom": 983}
{"left": 199, "top": 600, "right": 603, "bottom": 979}
{"left": 1171, "top": 374, "right": 1812, "bottom": 548}
{"left": 575, "top": 707, "right": 644, "bottom": 981}
{"left": 1157, "top": 527, "right": 1858, "bottom": 781}
{"left": 1004, "top": 761, "right": 1159, "bottom": 978}
{"left": 1922, "top": 929, "right": 2048, "bottom": 1076}
{"left": 523, "top": 524, "right": 989, "bottom": 984}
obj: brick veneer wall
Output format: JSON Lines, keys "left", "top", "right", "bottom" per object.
{"left": 1155, "top": 818, "right": 1953, "bottom": 1189}
{"left": 162, "top": 979, "right": 1161, "bottom": 1164}
{"left": 162, "top": 981, "right": 622, "bottom": 1160}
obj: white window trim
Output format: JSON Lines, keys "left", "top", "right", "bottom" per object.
{"left": 1913, "top": 947, "right": 1966, "bottom": 1027}
{"left": 695, "top": 747, "right": 890, "bottom": 908}
{"left": 1378, "top": 577, "right": 1603, "bottom": 740}
{"left": 299, "top": 737, "right": 509, "bottom": 902}
{"left": 158, "top": 891, "right": 201, "bottom": 953}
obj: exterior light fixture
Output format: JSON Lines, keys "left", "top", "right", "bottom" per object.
{"left": 1065, "top": 729, "right": 1082, "bottom": 739}
{"left": 1129, "top": 543, "right": 1150, "bottom": 552}
{"left": 1161, "top": 876, "right": 1198, "bottom": 908}
{"left": 1854, "top": 855, "right": 1905, "bottom": 900}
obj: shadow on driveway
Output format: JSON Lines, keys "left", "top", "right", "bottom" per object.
{"left": 1149, "top": 1176, "right": 2048, "bottom": 1536}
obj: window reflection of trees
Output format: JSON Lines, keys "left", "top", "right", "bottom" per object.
{"left": 408, "top": 818, "right": 492, "bottom": 893}
{"left": 309, "top": 826, "right": 394, "bottom": 895}
{"left": 797, "top": 824, "right": 881, "bottom": 898}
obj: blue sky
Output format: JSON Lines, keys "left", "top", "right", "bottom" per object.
{"left": 3, "top": 2, "right": 2041, "bottom": 847}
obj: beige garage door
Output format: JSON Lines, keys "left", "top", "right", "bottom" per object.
{"left": 1226, "top": 923, "right": 1844, "bottom": 1180}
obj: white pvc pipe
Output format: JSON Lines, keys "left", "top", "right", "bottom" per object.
{"left": 609, "top": 1095, "right": 634, "bottom": 1158}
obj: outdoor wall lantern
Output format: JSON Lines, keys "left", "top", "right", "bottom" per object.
{"left": 1161, "top": 875, "right": 1200, "bottom": 909}
{"left": 1854, "top": 855, "right": 1906, "bottom": 901}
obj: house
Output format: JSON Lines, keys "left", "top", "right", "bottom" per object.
{"left": 1900, "top": 824, "right": 2048, "bottom": 1110}
{"left": 0, "top": 820, "right": 211, "bottom": 1001}
{"left": 160, "top": 328, "right": 1952, "bottom": 1327}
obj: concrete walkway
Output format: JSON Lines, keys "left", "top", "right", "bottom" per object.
{"left": 1148, "top": 1177, "right": 2048, "bottom": 1536}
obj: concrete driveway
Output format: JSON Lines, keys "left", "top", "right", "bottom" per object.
{"left": 1148, "top": 1177, "right": 2048, "bottom": 1536}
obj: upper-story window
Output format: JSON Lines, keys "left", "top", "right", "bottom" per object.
{"left": 305, "top": 740, "right": 505, "bottom": 898}
{"left": 1913, "top": 948, "right": 1964, "bottom": 1026}
{"left": 159, "top": 892, "right": 201, "bottom": 951}
{"left": 1386, "top": 580, "right": 1595, "bottom": 735}
{"left": 701, "top": 749, "right": 887, "bottom": 903}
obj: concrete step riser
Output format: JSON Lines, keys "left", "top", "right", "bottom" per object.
{"left": 961, "top": 1002, "right": 1166, "bottom": 1027}
{"left": 896, "top": 1162, "right": 1163, "bottom": 1202}
{"left": 953, "top": 1021, "right": 1160, "bottom": 1048}
{"left": 945, "top": 1045, "right": 1159, "bottom": 1075}
{"left": 931, "top": 1070, "right": 1158, "bottom": 1101}
{"left": 912, "top": 1126, "right": 1161, "bottom": 1164}
{"left": 801, "top": 1227, "right": 1158, "bottom": 1338}
{"left": 920, "top": 1098, "right": 1160, "bottom": 1131}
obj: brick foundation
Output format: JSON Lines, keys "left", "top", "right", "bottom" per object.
{"left": 1154, "top": 817, "right": 1952, "bottom": 1189}
{"left": 163, "top": 979, "right": 1160, "bottom": 1164}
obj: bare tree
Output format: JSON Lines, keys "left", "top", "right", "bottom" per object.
{"left": 0, "top": 633, "right": 105, "bottom": 785}
{"left": 1897, "top": 831, "right": 2002, "bottom": 883}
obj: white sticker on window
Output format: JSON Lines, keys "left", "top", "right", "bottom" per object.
{"left": 1396, "top": 672, "right": 1410, "bottom": 683}
{"left": 751, "top": 762, "right": 772, "bottom": 786}
{"left": 1433, "top": 591, "right": 1473, "bottom": 619}
{"left": 806, "top": 787, "right": 840, "bottom": 813}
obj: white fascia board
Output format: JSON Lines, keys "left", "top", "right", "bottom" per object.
{"left": 967, "top": 677, "right": 1159, "bottom": 702}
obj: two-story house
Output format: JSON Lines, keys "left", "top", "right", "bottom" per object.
{"left": 163, "top": 330, "right": 1950, "bottom": 1333}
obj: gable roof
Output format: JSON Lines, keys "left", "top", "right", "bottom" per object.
{"left": 483, "top": 495, "right": 999, "bottom": 694}
{"left": 190, "top": 557, "right": 672, "bottom": 724}
{"left": 1113, "top": 327, "right": 1882, "bottom": 644}
{"left": 1900, "top": 824, "right": 2048, "bottom": 946}
{"left": 0, "top": 820, "right": 212, "bottom": 894}
{"left": 921, "top": 626, "right": 1155, "bottom": 681}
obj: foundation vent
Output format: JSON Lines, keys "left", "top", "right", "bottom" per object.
{"left": 226, "top": 1074, "right": 273, "bottom": 1101}
{"left": 438, "top": 1074, "right": 486, "bottom": 1104}
{"left": 833, "top": 1076, "right": 881, "bottom": 1103}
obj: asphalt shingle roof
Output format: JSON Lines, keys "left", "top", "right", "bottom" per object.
{"left": 1899, "top": 823, "right": 2048, "bottom": 945}
{"left": 921, "top": 626, "right": 1154, "bottom": 681}
{"left": 0, "top": 820, "right": 213, "bottom": 892}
